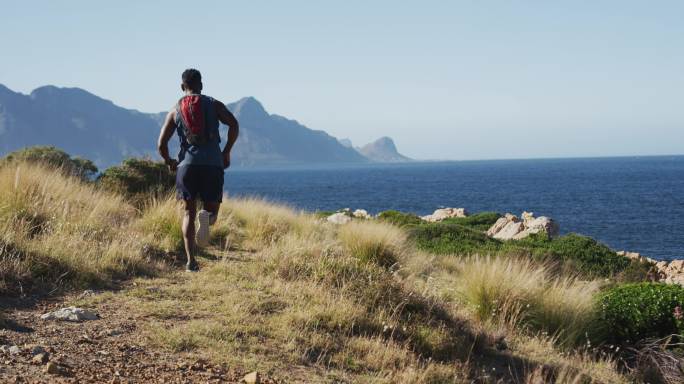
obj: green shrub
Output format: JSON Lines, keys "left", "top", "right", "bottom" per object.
{"left": 98, "top": 158, "right": 174, "bottom": 204}
{"left": 441, "top": 212, "right": 501, "bottom": 231}
{"left": 595, "top": 283, "right": 684, "bottom": 346}
{"left": 411, "top": 223, "right": 501, "bottom": 255}
{"left": 377, "top": 210, "right": 423, "bottom": 227}
{"left": 412, "top": 222, "right": 629, "bottom": 278}
{"left": 528, "top": 234, "right": 629, "bottom": 278}
{"left": 314, "top": 210, "right": 336, "bottom": 219}
{"left": 1, "top": 146, "right": 98, "bottom": 180}
{"left": 615, "top": 259, "right": 655, "bottom": 283}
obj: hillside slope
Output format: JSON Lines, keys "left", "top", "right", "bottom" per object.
{"left": 0, "top": 161, "right": 633, "bottom": 383}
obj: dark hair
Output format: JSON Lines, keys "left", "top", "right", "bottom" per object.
{"left": 181, "top": 68, "right": 202, "bottom": 89}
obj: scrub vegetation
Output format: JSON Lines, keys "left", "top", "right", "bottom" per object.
{"left": 1, "top": 147, "right": 681, "bottom": 383}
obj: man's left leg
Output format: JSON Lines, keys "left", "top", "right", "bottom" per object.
{"left": 196, "top": 166, "right": 224, "bottom": 247}
{"left": 196, "top": 201, "right": 219, "bottom": 247}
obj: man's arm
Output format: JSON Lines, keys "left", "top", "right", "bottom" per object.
{"left": 215, "top": 100, "right": 239, "bottom": 168}
{"left": 157, "top": 109, "right": 178, "bottom": 171}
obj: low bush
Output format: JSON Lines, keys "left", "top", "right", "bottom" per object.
{"left": 539, "top": 234, "right": 630, "bottom": 278}
{"left": 413, "top": 221, "right": 631, "bottom": 279}
{"left": 441, "top": 212, "right": 501, "bottom": 231}
{"left": 377, "top": 210, "right": 423, "bottom": 227}
{"left": 594, "top": 283, "right": 684, "bottom": 347}
{"left": 98, "top": 158, "right": 174, "bottom": 205}
{"left": 1, "top": 145, "right": 98, "bottom": 180}
{"left": 411, "top": 223, "right": 501, "bottom": 255}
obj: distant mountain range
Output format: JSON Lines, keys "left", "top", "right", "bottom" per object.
{"left": 0, "top": 84, "right": 411, "bottom": 168}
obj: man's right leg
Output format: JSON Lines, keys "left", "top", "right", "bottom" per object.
{"left": 181, "top": 198, "right": 199, "bottom": 271}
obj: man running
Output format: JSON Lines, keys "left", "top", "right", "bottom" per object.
{"left": 157, "top": 68, "right": 239, "bottom": 271}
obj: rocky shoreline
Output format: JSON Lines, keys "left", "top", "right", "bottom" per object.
{"left": 326, "top": 207, "right": 684, "bottom": 286}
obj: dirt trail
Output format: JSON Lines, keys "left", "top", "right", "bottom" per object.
{"left": 0, "top": 248, "right": 279, "bottom": 383}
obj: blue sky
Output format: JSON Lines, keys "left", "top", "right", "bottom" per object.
{"left": 1, "top": 1, "right": 683, "bottom": 160}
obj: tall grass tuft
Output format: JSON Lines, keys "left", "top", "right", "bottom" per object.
{"left": 217, "top": 197, "right": 317, "bottom": 250}
{"left": 454, "top": 255, "right": 600, "bottom": 347}
{"left": 0, "top": 161, "right": 162, "bottom": 294}
{"left": 135, "top": 195, "right": 184, "bottom": 253}
{"left": 337, "top": 220, "right": 408, "bottom": 268}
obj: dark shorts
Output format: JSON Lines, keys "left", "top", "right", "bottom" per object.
{"left": 175, "top": 165, "right": 224, "bottom": 203}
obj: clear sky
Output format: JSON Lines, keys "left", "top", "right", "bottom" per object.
{"left": 1, "top": 1, "right": 683, "bottom": 160}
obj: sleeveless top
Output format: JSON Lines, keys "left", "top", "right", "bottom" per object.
{"left": 175, "top": 94, "right": 223, "bottom": 168}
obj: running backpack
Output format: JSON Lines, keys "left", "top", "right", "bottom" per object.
{"left": 177, "top": 95, "right": 208, "bottom": 145}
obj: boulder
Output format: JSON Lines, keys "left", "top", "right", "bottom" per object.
{"left": 486, "top": 212, "right": 559, "bottom": 240}
{"left": 487, "top": 217, "right": 513, "bottom": 237}
{"left": 521, "top": 216, "right": 559, "bottom": 238}
{"left": 493, "top": 221, "right": 525, "bottom": 240}
{"left": 326, "top": 212, "right": 352, "bottom": 225}
{"left": 40, "top": 307, "right": 99, "bottom": 322}
{"left": 421, "top": 208, "right": 468, "bottom": 222}
{"left": 627, "top": 254, "right": 684, "bottom": 286}
{"left": 352, "top": 209, "right": 371, "bottom": 219}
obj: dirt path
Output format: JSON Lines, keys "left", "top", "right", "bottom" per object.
{"left": 0, "top": 251, "right": 279, "bottom": 383}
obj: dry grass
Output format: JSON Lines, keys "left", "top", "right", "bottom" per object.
{"left": 337, "top": 220, "right": 408, "bottom": 267}
{"left": 135, "top": 195, "right": 184, "bottom": 253}
{"left": 0, "top": 162, "right": 164, "bottom": 295}
{"left": 1, "top": 162, "right": 635, "bottom": 382}
{"left": 450, "top": 255, "right": 601, "bottom": 347}
{"left": 215, "top": 197, "right": 318, "bottom": 250}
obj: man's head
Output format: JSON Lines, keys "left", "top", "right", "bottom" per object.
{"left": 181, "top": 68, "right": 202, "bottom": 93}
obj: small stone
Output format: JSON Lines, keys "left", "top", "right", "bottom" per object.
{"left": 32, "top": 353, "right": 49, "bottom": 365}
{"left": 45, "top": 361, "right": 63, "bottom": 375}
{"left": 40, "top": 307, "right": 99, "bottom": 322}
{"left": 8, "top": 346, "right": 21, "bottom": 355}
{"left": 28, "top": 345, "right": 46, "bottom": 355}
{"left": 243, "top": 371, "right": 260, "bottom": 384}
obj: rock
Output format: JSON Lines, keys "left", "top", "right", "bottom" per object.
{"left": 45, "top": 361, "right": 64, "bottom": 375}
{"left": 669, "top": 260, "right": 684, "bottom": 271}
{"left": 243, "top": 371, "right": 260, "bottom": 384}
{"left": 492, "top": 221, "right": 525, "bottom": 240}
{"left": 8, "top": 346, "right": 21, "bottom": 355}
{"left": 326, "top": 212, "right": 352, "bottom": 225}
{"left": 32, "top": 352, "right": 49, "bottom": 365}
{"left": 486, "top": 217, "right": 512, "bottom": 237}
{"left": 352, "top": 209, "right": 371, "bottom": 219}
{"left": 522, "top": 216, "right": 559, "bottom": 238}
{"left": 40, "top": 306, "right": 99, "bottom": 322}
{"left": 79, "top": 289, "right": 96, "bottom": 298}
{"left": 0, "top": 345, "right": 9, "bottom": 355}
{"left": 487, "top": 212, "right": 559, "bottom": 240}
{"left": 421, "top": 208, "right": 468, "bottom": 222}
{"left": 27, "top": 345, "right": 46, "bottom": 355}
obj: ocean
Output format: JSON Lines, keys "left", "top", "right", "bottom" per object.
{"left": 225, "top": 156, "right": 684, "bottom": 261}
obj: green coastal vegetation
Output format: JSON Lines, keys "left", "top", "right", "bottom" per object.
{"left": 2, "top": 146, "right": 683, "bottom": 383}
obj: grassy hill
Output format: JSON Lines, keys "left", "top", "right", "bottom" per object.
{"left": 1, "top": 153, "right": 683, "bottom": 383}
